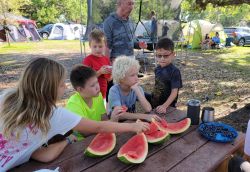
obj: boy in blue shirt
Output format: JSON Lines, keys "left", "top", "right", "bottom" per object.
{"left": 147, "top": 37, "right": 183, "bottom": 114}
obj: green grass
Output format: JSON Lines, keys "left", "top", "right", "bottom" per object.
{"left": 0, "top": 40, "right": 90, "bottom": 54}
{"left": 201, "top": 46, "right": 250, "bottom": 75}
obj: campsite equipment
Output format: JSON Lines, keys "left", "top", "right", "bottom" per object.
{"left": 198, "top": 122, "right": 238, "bottom": 143}
{"left": 187, "top": 99, "right": 201, "bottom": 125}
{"left": 0, "top": 13, "right": 41, "bottom": 42}
{"left": 201, "top": 107, "right": 215, "bottom": 123}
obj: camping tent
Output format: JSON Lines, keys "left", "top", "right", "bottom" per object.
{"left": 182, "top": 20, "right": 227, "bottom": 48}
{"left": 48, "top": 23, "right": 86, "bottom": 40}
{"left": 0, "top": 13, "right": 41, "bottom": 42}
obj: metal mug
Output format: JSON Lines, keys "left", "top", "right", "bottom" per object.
{"left": 201, "top": 107, "right": 215, "bottom": 123}
{"left": 187, "top": 99, "right": 201, "bottom": 125}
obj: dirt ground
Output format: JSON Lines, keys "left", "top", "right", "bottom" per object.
{"left": 1, "top": 48, "right": 250, "bottom": 132}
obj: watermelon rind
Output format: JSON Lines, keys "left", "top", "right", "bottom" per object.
{"left": 146, "top": 133, "right": 171, "bottom": 144}
{"left": 84, "top": 133, "right": 116, "bottom": 158}
{"left": 117, "top": 133, "right": 148, "bottom": 164}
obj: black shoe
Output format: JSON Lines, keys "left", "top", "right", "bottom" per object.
{"left": 228, "top": 156, "right": 244, "bottom": 172}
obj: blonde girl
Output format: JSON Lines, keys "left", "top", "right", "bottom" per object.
{"left": 0, "top": 58, "right": 149, "bottom": 171}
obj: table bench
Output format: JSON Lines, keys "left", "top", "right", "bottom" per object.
{"left": 12, "top": 108, "right": 245, "bottom": 172}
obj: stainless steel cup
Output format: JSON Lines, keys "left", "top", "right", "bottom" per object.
{"left": 201, "top": 107, "right": 215, "bottom": 123}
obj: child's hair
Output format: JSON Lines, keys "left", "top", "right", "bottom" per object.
{"left": 70, "top": 64, "right": 96, "bottom": 89}
{"left": 112, "top": 56, "right": 140, "bottom": 84}
{"left": 0, "top": 58, "right": 65, "bottom": 139}
{"left": 151, "top": 10, "right": 156, "bottom": 16}
{"left": 88, "top": 28, "right": 106, "bottom": 44}
{"left": 156, "top": 37, "right": 174, "bottom": 52}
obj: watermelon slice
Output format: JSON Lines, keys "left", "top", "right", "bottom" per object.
{"left": 144, "top": 122, "right": 170, "bottom": 144}
{"left": 117, "top": 133, "right": 148, "bottom": 164}
{"left": 84, "top": 133, "right": 116, "bottom": 157}
{"left": 152, "top": 118, "right": 191, "bottom": 134}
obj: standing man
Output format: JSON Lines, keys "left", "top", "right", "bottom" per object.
{"left": 103, "top": 0, "right": 147, "bottom": 61}
{"left": 150, "top": 10, "right": 157, "bottom": 43}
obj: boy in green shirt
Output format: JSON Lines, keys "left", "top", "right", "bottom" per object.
{"left": 67, "top": 65, "right": 123, "bottom": 140}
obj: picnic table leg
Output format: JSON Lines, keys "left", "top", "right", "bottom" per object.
{"left": 215, "top": 142, "right": 244, "bottom": 172}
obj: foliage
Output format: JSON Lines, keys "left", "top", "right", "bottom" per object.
{"left": 181, "top": 0, "right": 250, "bottom": 26}
{"left": 20, "top": 0, "right": 88, "bottom": 27}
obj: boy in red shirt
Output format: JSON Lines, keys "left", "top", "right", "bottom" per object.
{"left": 83, "top": 29, "right": 111, "bottom": 100}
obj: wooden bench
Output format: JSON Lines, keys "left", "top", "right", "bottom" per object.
{"left": 12, "top": 108, "right": 245, "bottom": 172}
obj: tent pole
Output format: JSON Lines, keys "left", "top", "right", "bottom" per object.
{"left": 79, "top": 0, "right": 83, "bottom": 60}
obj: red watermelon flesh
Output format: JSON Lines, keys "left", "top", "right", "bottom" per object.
{"left": 153, "top": 118, "right": 191, "bottom": 134}
{"left": 144, "top": 122, "right": 170, "bottom": 144}
{"left": 144, "top": 122, "right": 158, "bottom": 135}
{"left": 88, "top": 133, "right": 114, "bottom": 152}
{"left": 117, "top": 133, "right": 148, "bottom": 164}
{"left": 85, "top": 133, "right": 116, "bottom": 157}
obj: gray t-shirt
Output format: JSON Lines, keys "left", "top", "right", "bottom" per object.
{"left": 108, "top": 84, "right": 144, "bottom": 113}
{"left": 103, "top": 12, "right": 135, "bottom": 58}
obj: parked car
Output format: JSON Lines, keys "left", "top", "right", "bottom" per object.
{"left": 224, "top": 27, "right": 250, "bottom": 46}
{"left": 38, "top": 24, "right": 53, "bottom": 39}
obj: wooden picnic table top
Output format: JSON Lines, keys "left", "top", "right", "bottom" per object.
{"left": 12, "top": 107, "right": 245, "bottom": 172}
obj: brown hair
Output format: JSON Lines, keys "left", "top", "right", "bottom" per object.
{"left": 88, "top": 29, "right": 106, "bottom": 44}
{"left": 70, "top": 64, "right": 96, "bottom": 89}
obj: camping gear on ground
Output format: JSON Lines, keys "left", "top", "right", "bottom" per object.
{"left": 198, "top": 122, "right": 238, "bottom": 143}
{"left": 187, "top": 99, "right": 201, "bottom": 125}
{"left": 0, "top": 13, "right": 41, "bottom": 42}
{"left": 201, "top": 107, "right": 215, "bottom": 123}
{"left": 182, "top": 20, "right": 227, "bottom": 49}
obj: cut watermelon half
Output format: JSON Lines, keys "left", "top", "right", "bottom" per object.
{"left": 152, "top": 118, "right": 191, "bottom": 134}
{"left": 84, "top": 133, "right": 116, "bottom": 157}
{"left": 144, "top": 122, "right": 170, "bottom": 144}
{"left": 117, "top": 133, "right": 148, "bottom": 164}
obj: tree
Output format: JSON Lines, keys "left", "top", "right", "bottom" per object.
{"left": 0, "top": 0, "right": 29, "bottom": 45}
{"left": 20, "top": 0, "right": 88, "bottom": 27}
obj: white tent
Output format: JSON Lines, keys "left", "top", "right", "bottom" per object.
{"left": 70, "top": 24, "right": 86, "bottom": 40}
{"left": 48, "top": 23, "right": 75, "bottom": 40}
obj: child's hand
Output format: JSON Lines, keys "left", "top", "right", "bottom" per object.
{"left": 156, "top": 104, "right": 168, "bottom": 114}
{"left": 132, "top": 122, "right": 150, "bottom": 133}
{"left": 131, "top": 83, "right": 140, "bottom": 92}
{"left": 110, "top": 106, "right": 125, "bottom": 122}
{"left": 145, "top": 114, "right": 161, "bottom": 122}
{"left": 98, "top": 66, "right": 111, "bottom": 75}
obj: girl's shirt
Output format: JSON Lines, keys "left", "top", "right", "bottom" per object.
{"left": 0, "top": 91, "right": 81, "bottom": 171}
{"left": 83, "top": 54, "right": 111, "bottom": 98}
{"left": 108, "top": 84, "right": 144, "bottom": 114}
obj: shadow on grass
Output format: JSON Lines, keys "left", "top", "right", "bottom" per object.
{"left": 216, "top": 106, "right": 250, "bottom": 132}
{"left": 0, "top": 53, "right": 82, "bottom": 89}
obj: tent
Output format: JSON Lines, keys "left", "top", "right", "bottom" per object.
{"left": 0, "top": 13, "right": 41, "bottom": 42}
{"left": 48, "top": 23, "right": 86, "bottom": 40}
{"left": 182, "top": 20, "right": 227, "bottom": 49}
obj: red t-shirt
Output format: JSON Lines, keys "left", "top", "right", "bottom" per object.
{"left": 82, "top": 54, "right": 111, "bottom": 98}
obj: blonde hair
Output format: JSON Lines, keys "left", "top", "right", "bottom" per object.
{"left": 0, "top": 58, "right": 65, "bottom": 139}
{"left": 112, "top": 56, "right": 140, "bottom": 84}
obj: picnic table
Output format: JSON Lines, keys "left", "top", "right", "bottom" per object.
{"left": 12, "top": 107, "right": 245, "bottom": 172}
